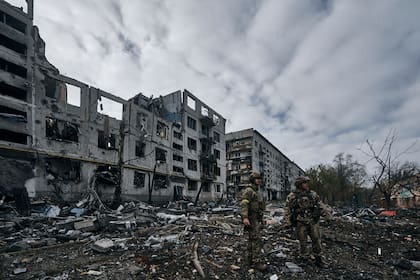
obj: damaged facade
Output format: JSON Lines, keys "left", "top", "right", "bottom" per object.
{"left": 0, "top": 0, "right": 226, "bottom": 206}
{"left": 226, "top": 129, "right": 303, "bottom": 200}
{"left": 391, "top": 173, "right": 420, "bottom": 208}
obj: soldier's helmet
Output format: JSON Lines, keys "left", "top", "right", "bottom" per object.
{"left": 294, "top": 176, "right": 310, "bottom": 187}
{"left": 249, "top": 172, "right": 262, "bottom": 184}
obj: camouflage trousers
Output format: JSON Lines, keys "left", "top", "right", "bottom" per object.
{"left": 245, "top": 216, "right": 263, "bottom": 264}
{"left": 296, "top": 222, "right": 322, "bottom": 257}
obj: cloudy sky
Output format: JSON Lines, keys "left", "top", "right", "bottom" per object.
{"left": 9, "top": 0, "right": 420, "bottom": 173}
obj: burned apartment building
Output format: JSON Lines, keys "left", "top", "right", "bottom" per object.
{"left": 122, "top": 91, "right": 226, "bottom": 202}
{"left": 0, "top": 0, "right": 226, "bottom": 208}
{"left": 226, "top": 128, "right": 304, "bottom": 200}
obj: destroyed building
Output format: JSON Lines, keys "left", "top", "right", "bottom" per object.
{"left": 226, "top": 128, "right": 303, "bottom": 200}
{"left": 391, "top": 173, "right": 420, "bottom": 208}
{"left": 0, "top": 0, "right": 226, "bottom": 207}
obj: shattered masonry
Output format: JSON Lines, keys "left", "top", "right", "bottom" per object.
{"left": 0, "top": 0, "right": 228, "bottom": 205}
{"left": 0, "top": 0, "right": 302, "bottom": 207}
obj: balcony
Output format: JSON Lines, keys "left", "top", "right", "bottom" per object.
{"left": 199, "top": 135, "right": 216, "bottom": 144}
{"left": 227, "top": 143, "right": 252, "bottom": 152}
{"left": 200, "top": 152, "right": 217, "bottom": 164}
{"left": 201, "top": 173, "right": 216, "bottom": 181}
{"left": 200, "top": 116, "right": 216, "bottom": 127}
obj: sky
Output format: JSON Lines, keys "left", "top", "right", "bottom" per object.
{"left": 8, "top": 0, "right": 420, "bottom": 174}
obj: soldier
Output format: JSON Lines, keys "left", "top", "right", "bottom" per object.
{"left": 283, "top": 176, "right": 331, "bottom": 267}
{"left": 240, "top": 172, "right": 267, "bottom": 270}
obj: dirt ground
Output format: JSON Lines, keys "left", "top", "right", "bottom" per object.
{"left": 0, "top": 206, "right": 419, "bottom": 280}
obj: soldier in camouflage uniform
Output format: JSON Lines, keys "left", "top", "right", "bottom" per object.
{"left": 283, "top": 176, "right": 331, "bottom": 267}
{"left": 240, "top": 172, "right": 267, "bottom": 270}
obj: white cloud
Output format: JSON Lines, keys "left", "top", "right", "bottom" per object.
{"left": 15, "top": 0, "right": 419, "bottom": 173}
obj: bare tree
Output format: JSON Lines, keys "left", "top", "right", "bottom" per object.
{"left": 360, "top": 129, "right": 418, "bottom": 208}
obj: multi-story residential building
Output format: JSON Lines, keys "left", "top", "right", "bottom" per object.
{"left": 226, "top": 128, "right": 304, "bottom": 200}
{"left": 0, "top": 0, "right": 226, "bottom": 206}
{"left": 122, "top": 90, "right": 226, "bottom": 202}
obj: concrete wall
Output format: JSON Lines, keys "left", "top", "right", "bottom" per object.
{"left": 0, "top": 0, "right": 226, "bottom": 204}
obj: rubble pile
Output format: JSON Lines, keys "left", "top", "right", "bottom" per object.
{"left": 0, "top": 198, "right": 419, "bottom": 279}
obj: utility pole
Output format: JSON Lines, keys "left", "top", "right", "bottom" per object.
{"left": 148, "top": 159, "right": 160, "bottom": 204}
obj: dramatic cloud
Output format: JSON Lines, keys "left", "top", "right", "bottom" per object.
{"left": 8, "top": 0, "right": 420, "bottom": 173}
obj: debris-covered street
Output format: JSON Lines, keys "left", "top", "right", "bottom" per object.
{"left": 1, "top": 200, "right": 419, "bottom": 279}
{"left": 1, "top": 0, "right": 420, "bottom": 279}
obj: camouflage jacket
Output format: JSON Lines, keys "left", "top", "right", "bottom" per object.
{"left": 284, "top": 189, "right": 330, "bottom": 225}
{"left": 240, "top": 184, "right": 265, "bottom": 220}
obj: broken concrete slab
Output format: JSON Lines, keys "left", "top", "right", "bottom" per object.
{"left": 13, "top": 267, "right": 27, "bottom": 274}
{"left": 74, "top": 218, "right": 96, "bottom": 232}
{"left": 285, "top": 262, "right": 303, "bottom": 273}
{"left": 91, "top": 238, "right": 114, "bottom": 253}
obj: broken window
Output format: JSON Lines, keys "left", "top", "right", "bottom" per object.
{"left": 0, "top": 57, "right": 27, "bottom": 78}
{"left": 0, "top": 10, "right": 26, "bottom": 33}
{"left": 98, "top": 130, "right": 116, "bottom": 150}
{"left": 135, "top": 141, "right": 146, "bottom": 157}
{"left": 187, "top": 96, "right": 196, "bottom": 110}
{"left": 201, "top": 106, "right": 209, "bottom": 116}
{"left": 44, "top": 76, "right": 58, "bottom": 99}
{"left": 46, "top": 117, "right": 79, "bottom": 142}
{"left": 64, "top": 83, "right": 81, "bottom": 107}
{"left": 173, "top": 166, "right": 183, "bottom": 173}
{"left": 173, "top": 130, "right": 182, "bottom": 140}
{"left": 153, "top": 174, "right": 168, "bottom": 189}
{"left": 95, "top": 165, "right": 120, "bottom": 185}
{"left": 136, "top": 113, "right": 147, "bottom": 132}
{"left": 216, "top": 184, "right": 221, "bottom": 192}
{"left": 134, "top": 171, "right": 145, "bottom": 188}
{"left": 0, "top": 34, "right": 26, "bottom": 55}
{"left": 213, "top": 114, "right": 220, "bottom": 125}
{"left": 201, "top": 142, "right": 211, "bottom": 154}
{"left": 45, "top": 158, "right": 80, "bottom": 182}
{"left": 202, "top": 182, "right": 210, "bottom": 192}
{"left": 215, "top": 166, "right": 221, "bottom": 176}
{"left": 202, "top": 125, "right": 210, "bottom": 137}
{"left": 155, "top": 147, "right": 166, "bottom": 162}
{"left": 0, "top": 82, "right": 27, "bottom": 101}
{"left": 188, "top": 180, "right": 197, "bottom": 191}
{"left": 172, "top": 142, "right": 183, "bottom": 151}
{"left": 214, "top": 149, "right": 220, "bottom": 159}
{"left": 187, "top": 137, "right": 197, "bottom": 151}
{"left": 187, "top": 116, "right": 196, "bottom": 130}
{"left": 188, "top": 159, "right": 197, "bottom": 171}
{"left": 174, "top": 185, "right": 184, "bottom": 201}
{"left": 156, "top": 121, "right": 168, "bottom": 139}
{"left": 97, "top": 96, "right": 123, "bottom": 120}
{"left": 0, "top": 129, "right": 27, "bottom": 144}
{"left": 0, "top": 105, "right": 27, "bottom": 122}
{"left": 173, "top": 154, "right": 183, "bottom": 162}
{"left": 213, "top": 131, "right": 220, "bottom": 143}
{"left": 44, "top": 78, "right": 81, "bottom": 108}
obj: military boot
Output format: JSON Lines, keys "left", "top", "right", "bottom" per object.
{"left": 255, "top": 262, "right": 267, "bottom": 271}
{"left": 314, "top": 256, "right": 325, "bottom": 268}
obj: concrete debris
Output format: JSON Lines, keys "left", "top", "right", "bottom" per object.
{"left": 44, "top": 205, "right": 61, "bottom": 217}
{"left": 69, "top": 208, "right": 85, "bottom": 217}
{"left": 91, "top": 238, "right": 114, "bottom": 253}
{"left": 13, "top": 267, "right": 27, "bottom": 274}
{"left": 0, "top": 199, "right": 419, "bottom": 279}
{"left": 82, "top": 270, "right": 103, "bottom": 276}
{"left": 73, "top": 218, "right": 96, "bottom": 231}
{"left": 285, "top": 262, "right": 303, "bottom": 273}
{"left": 156, "top": 212, "right": 187, "bottom": 224}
